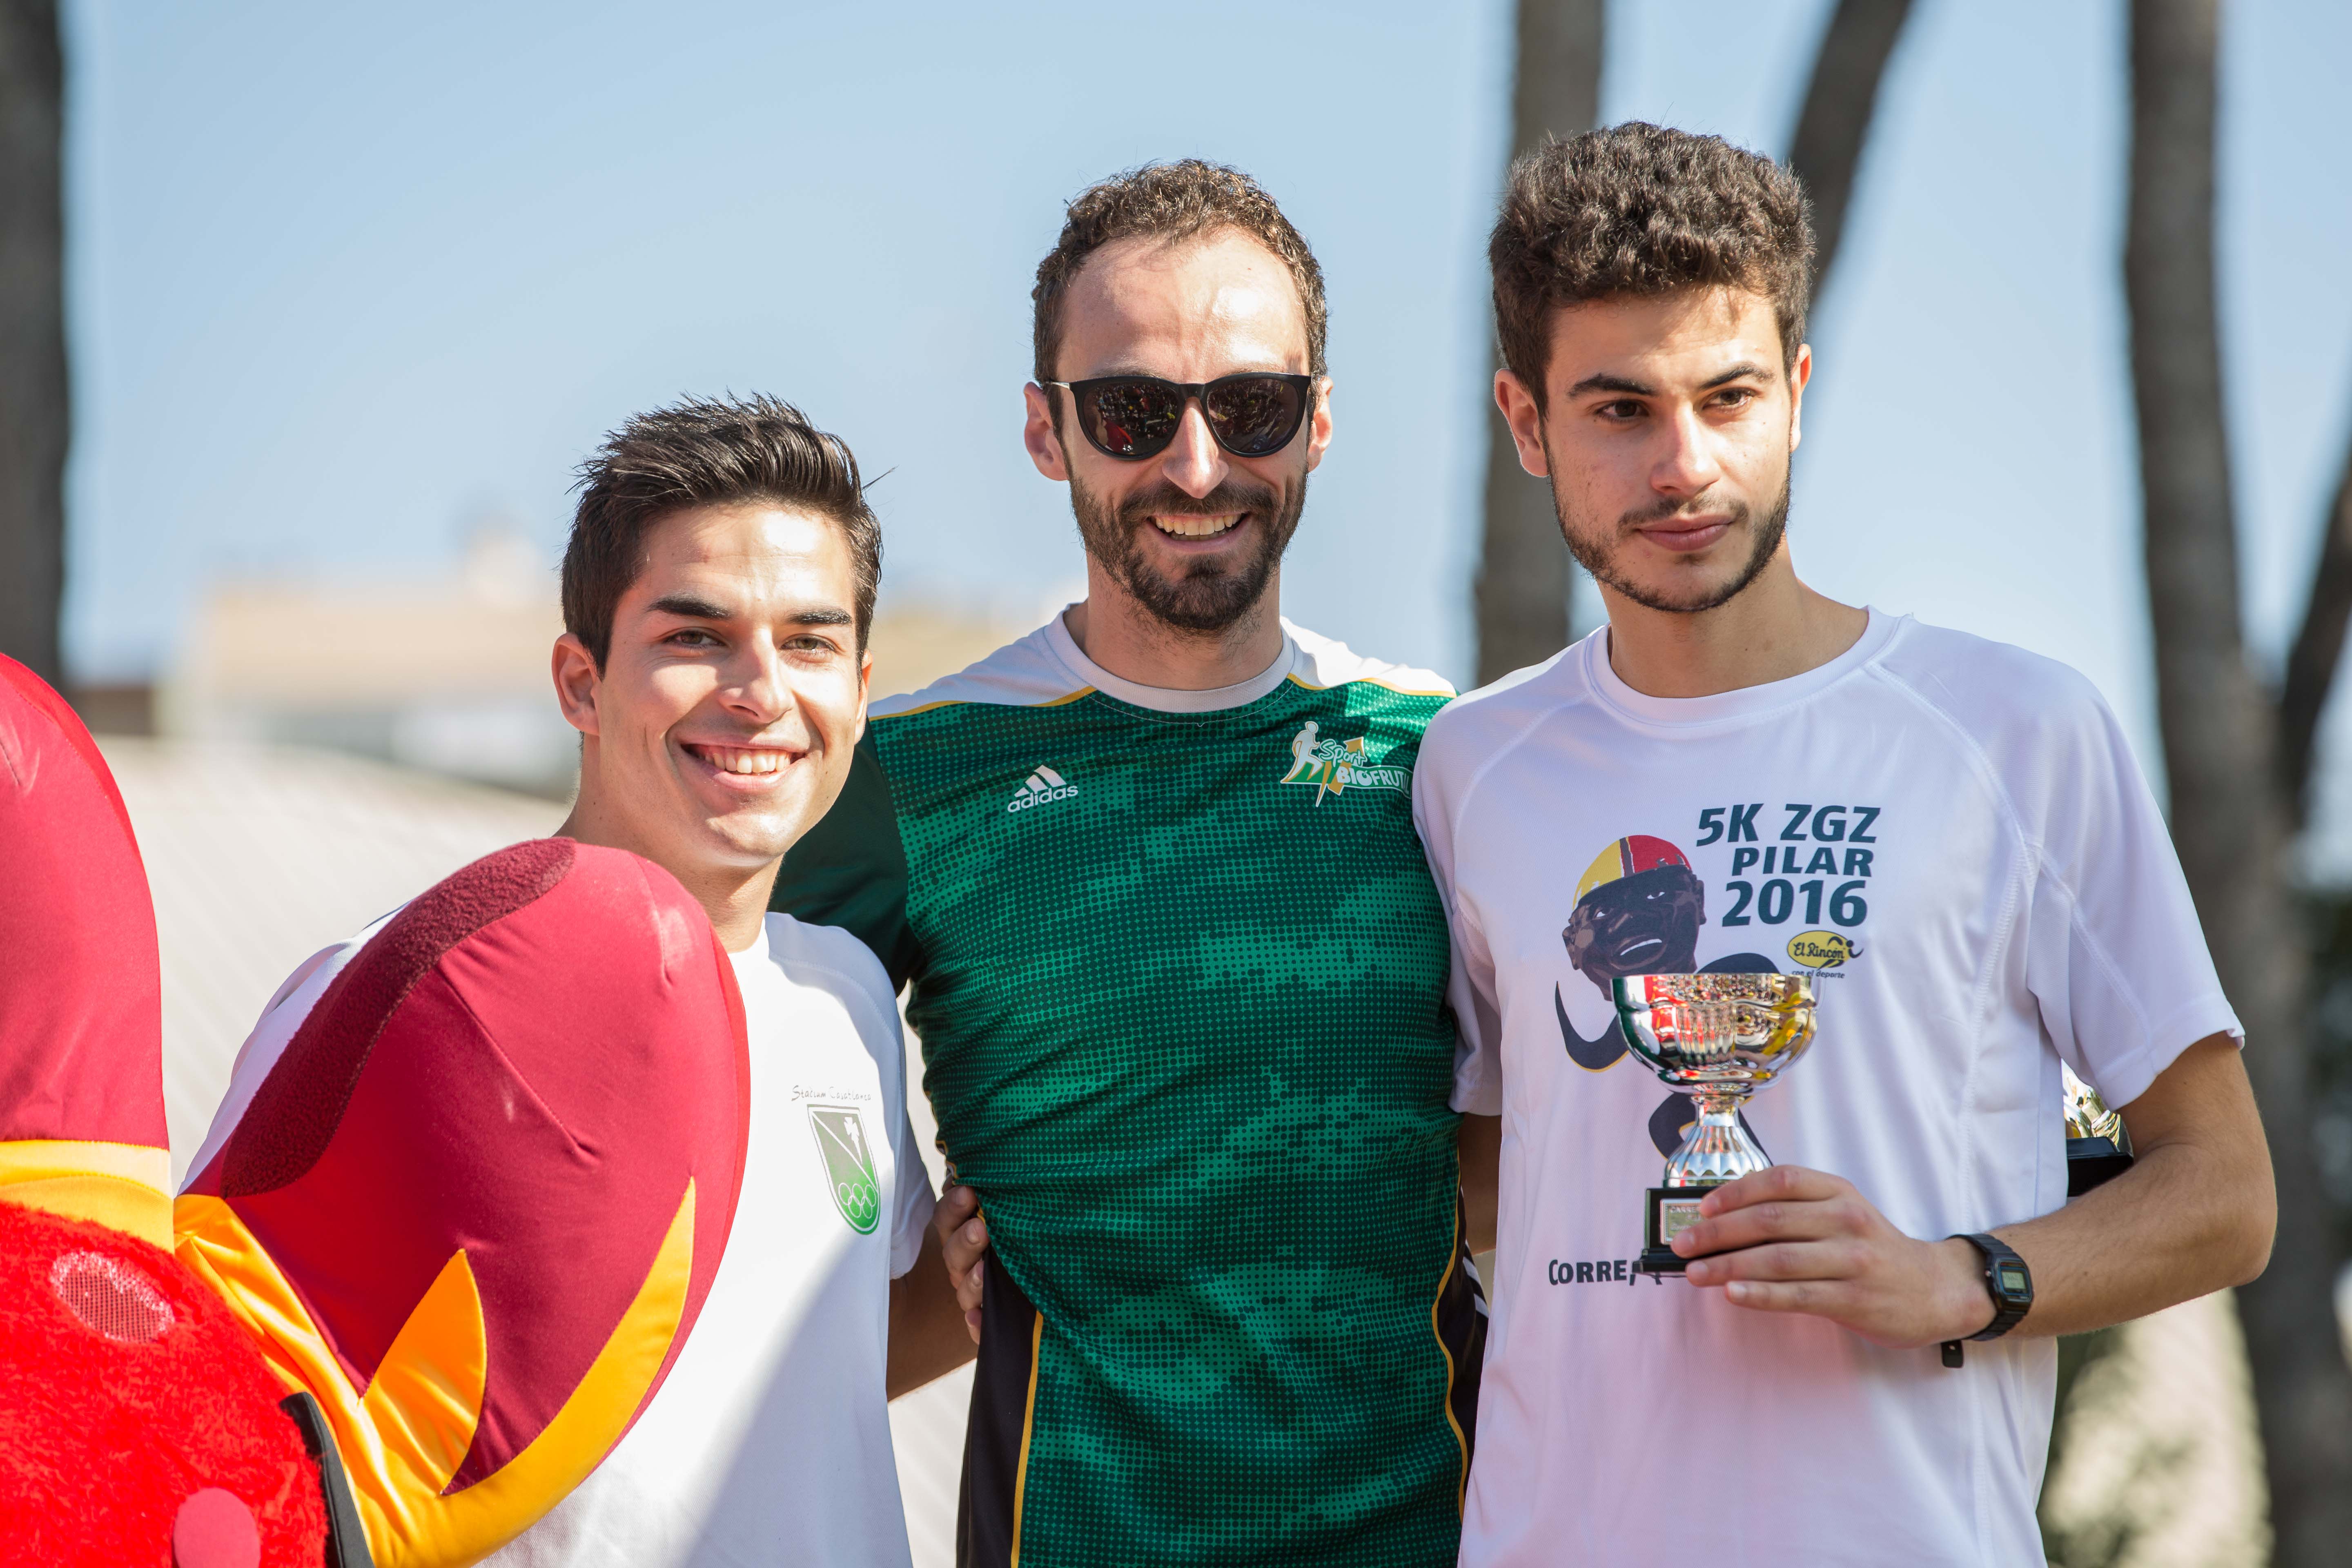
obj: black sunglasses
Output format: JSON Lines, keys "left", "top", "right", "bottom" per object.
{"left": 1047, "top": 373, "right": 1317, "bottom": 461}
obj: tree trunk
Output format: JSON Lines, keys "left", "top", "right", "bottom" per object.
{"left": 1472, "top": 0, "right": 1603, "bottom": 688}
{"left": 2126, "top": 4, "right": 2352, "bottom": 1561}
{"left": 0, "top": 0, "right": 67, "bottom": 687}
{"left": 2277, "top": 430, "right": 2352, "bottom": 826}
{"left": 1785, "top": 0, "right": 1917, "bottom": 303}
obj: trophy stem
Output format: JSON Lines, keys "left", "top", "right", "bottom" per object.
{"left": 1662, "top": 1093, "right": 1770, "bottom": 1187}
{"left": 1640, "top": 1094, "right": 1773, "bottom": 1275}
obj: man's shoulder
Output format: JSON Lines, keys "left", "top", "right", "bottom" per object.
{"left": 1281, "top": 620, "right": 1455, "bottom": 702}
{"left": 1871, "top": 618, "right": 2119, "bottom": 745}
{"left": 867, "top": 621, "right": 1089, "bottom": 724}
{"left": 1421, "top": 638, "right": 1588, "bottom": 753}
{"left": 758, "top": 913, "right": 900, "bottom": 1021}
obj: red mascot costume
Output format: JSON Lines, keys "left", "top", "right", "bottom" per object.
{"left": 1, "top": 653, "right": 753, "bottom": 1568}
{"left": 0, "top": 651, "right": 330, "bottom": 1566}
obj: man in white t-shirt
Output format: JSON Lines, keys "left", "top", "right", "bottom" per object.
{"left": 1417, "top": 124, "right": 2277, "bottom": 1565}
{"left": 185, "top": 394, "right": 973, "bottom": 1566}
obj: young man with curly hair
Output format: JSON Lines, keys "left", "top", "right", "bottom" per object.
{"left": 1414, "top": 123, "right": 2275, "bottom": 1565}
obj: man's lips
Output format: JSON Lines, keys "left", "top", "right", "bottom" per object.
{"left": 679, "top": 742, "right": 804, "bottom": 791}
{"left": 1636, "top": 516, "right": 1733, "bottom": 554}
{"left": 1144, "top": 512, "right": 1250, "bottom": 549}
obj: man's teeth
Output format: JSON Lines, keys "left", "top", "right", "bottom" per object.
{"left": 702, "top": 747, "right": 788, "bottom": 775}
{"left": 1155, "top": 514, "right": 1241, "bottom": 539}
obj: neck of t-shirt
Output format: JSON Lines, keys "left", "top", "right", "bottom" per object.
{"left": 1045, "top": 607, "right": 1298, "bottom": 714}
{"left": 1584, "top": 608, "right": 1901, "bottom": 728}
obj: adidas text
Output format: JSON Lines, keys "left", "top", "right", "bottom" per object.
{"left": 1007, "top": 766, "right": 1079, "bottom": 814}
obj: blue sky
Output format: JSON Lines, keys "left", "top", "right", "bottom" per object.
{"left": 58, "top": 0, "right": 2352, "bottom": 825}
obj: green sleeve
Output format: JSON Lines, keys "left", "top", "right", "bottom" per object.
{"left": 768, "top": 731, "right": 920, "bottom": 988}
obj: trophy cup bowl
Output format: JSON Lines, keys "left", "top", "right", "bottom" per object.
{"left": 1613, "top": 971, "right": 1818, "bottom": 1274}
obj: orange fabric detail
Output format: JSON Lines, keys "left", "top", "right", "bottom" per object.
{"left": 177, "top": 1180, "right": 699, "bottom": 1567}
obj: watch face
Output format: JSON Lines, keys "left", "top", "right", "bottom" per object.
{"left": 1996, "top": 1262, "right": 2031, "bottom": 1298}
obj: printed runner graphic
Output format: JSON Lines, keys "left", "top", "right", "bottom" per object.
{"left": 1280, "top": 719, "right": 1408, "bottom": 805}
{"left": 807, "top": 1106, "right": 881, "bottom": 1234}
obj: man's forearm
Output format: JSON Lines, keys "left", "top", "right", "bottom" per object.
{"left": 1992, "top": 1041, "right": 2274, "bottom": 1339}
{"left": 1459, "top": 1113, "right": 1500, "bottom": 1258}
{"left": 887, "top": 1223, "right": 979, "bottom": 1398}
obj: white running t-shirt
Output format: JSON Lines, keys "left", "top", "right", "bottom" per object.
{"left": 1412, "top": 611, "right": 2239, "bottom": 1568}
{"left": 192, "top": 910, "right": 933, "bottom": 1568}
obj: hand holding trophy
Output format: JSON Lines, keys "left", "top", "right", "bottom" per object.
{"left": 1613, "top": 973, "right": 1820, "bottom": 1274}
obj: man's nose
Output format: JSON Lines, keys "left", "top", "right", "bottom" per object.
{"left": 1653, "top": 405, "right": 1724, "bottom": 496}
{"left": 725, "top": 641, "right": 793, "bottom": 724}
{"left": 1157, "top": 401, "right": 1228, "bottom": 499}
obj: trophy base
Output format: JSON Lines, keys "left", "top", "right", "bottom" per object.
{"left": 1637, "top": 1185, "right": 1716, "bottom": 1275}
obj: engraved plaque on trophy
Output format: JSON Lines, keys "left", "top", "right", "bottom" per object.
{"left": 1613, "top": 972, "right": 1819, "bottom": 1275}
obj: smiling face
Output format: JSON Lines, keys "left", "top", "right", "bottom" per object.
{"left": 552, "top": 502, "right": 870, "bottom": 899}
{"left": 1023, "top": 227, "right": 1332, "bottom": 633}
{"left": 1502, "top": 285, "right": 1809, "bottom": 615}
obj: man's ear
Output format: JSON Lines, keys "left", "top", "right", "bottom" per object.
{"left": 1023, "top": 383, "right": 1069, "bottom": 482}
{"left": 1303, "top": 374, "right": 1334, "bottom": 474}
{"left": 854, "top": 646, "right": 873, "bottom": 743}
{"left": 1495, "top": 369, "right": 1550, "bottom": 478}
{"left": 552, "top": 633, "right": 602, "bottom": 737}
{"left": 1788, "top": 341, "right": 1813, "bottom": 452}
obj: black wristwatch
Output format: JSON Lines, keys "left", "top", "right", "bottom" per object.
{"left": 1938, "top": 1232, "right": 2033, "bottom": 1369}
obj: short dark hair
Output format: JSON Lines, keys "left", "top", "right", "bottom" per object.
{"left": 563, "top": 394, "right": 882, "bottom": 666}
{"left": 1032, "top": 159, "right": 1328, "bottom": 385}
{"left": 1490, "top": 123, "right": 1813, "bottom": 410}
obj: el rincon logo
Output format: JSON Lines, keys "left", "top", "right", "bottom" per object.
{"left": 1279, "top": 720, "right": 1408, "bottom": 806}
{"left": 807, "top": 1106, "right": 882, "bottom": 1234}
{"left": 1787, "top": 930, "right": 1863, "bottom": 971}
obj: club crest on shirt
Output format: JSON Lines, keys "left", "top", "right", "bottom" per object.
{"left": 1279, "top": 719, "right": 1408, "bottom": 805}
{"left": 807, "top": 1105, "right": 882, "bottom": 1235}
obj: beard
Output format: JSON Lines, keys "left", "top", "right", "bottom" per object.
{"left": 1069, "top": 467, "right": 1307, "bottom": 633}
{"left": 1549, "top": 446, "right": 1792, "bottom": 616}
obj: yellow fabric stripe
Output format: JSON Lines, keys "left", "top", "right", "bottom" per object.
{"left": 877, "top": 686, "right": 1096, "bottom": 721}
{"left": 1010, "top": 1309, "right": 1045, "bottom": 1566}
{"left": 0, "top": 1139, "right": 170, "bottom": 1247}
{"left": 1429, "top": 1203, "right": 1470, "bottom": 1514}
{"left": 1283, "top": 672, "right": 1456, "bottom": 698}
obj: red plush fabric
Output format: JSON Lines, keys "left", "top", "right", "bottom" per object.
{"left": 0, "top": 1200, "right": 325, "bottom": 1566}
{"left": 184, "top": 839, "right": 751, "bottom": 1492}
{"left": 0, "top": 653, "right": 165, "bottom": 1148}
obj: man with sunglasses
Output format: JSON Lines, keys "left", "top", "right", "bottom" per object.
{"left": 773, "top": 161, "right": 1488, "bottom": 1568}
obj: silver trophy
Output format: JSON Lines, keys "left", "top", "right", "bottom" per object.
{"left": 1613, "top": 972, "right": 1819, "bottom": 1274}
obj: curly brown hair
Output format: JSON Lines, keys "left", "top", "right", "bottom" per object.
{"left": 1032, "top": 160, "right": 1327, "bottom": 385}
{"left": 1491, "top": 123, "right": 1813, "bottom": 411}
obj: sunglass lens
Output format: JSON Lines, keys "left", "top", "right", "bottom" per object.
{"left": 1080, "top": 380, "right": 1184, "bottom": 458}
{"left": 1203, "top": 377, "right": 1305, "bottom": 457}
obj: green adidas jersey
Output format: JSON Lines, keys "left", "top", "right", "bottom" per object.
{"left": 773, "top": 614, "right": 1480, "bottom": 1568}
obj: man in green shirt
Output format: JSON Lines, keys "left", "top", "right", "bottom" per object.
{"left": 773, "top": 161, "right": 1490, "bottom": 1568}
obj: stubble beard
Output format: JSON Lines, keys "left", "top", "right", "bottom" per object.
{"left": 1547, "top": 439, "right": 1793, "bottom": 616}
{"left": 1068, "top": 466, "right": 1308, "bottom": 634}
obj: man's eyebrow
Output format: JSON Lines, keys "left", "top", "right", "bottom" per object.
{"left": 1565, "top": 372, "right": 1657, "bottom": 400}
{"left": 646, "top": 594, "right": 855, "bottom": 629}
{"left": 1699, "top": 361, "right": 1775, "bottom": 390}
{"left": 647, "top": 593, "right": 733, "bottom": 621}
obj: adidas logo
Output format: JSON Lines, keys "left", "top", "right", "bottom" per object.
{"left": 1006, "top": 765, "right": 1080, "bottom": 815}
